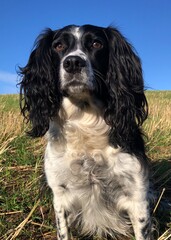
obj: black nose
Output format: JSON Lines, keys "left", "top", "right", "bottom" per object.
{"left": 63, "top": 56, "right": 86, "bottom": 73}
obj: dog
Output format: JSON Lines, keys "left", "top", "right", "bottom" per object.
{"left": 19, "top": 24, "right": 152, "bottom": 240}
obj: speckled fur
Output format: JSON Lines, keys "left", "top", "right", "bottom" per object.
{"left": 45, "top": 98, "right": 151, "bottom": 240}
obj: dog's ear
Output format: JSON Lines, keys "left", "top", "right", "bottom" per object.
{"left": 104, "top": 27, "right": 148, "bottom": 153}
{"left": 19, "top": 29, "right": 62, "bottom": 137}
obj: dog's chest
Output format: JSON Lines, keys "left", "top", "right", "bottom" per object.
{"left": 47, "top": 98, "right": 120, "bottom": 207}
{"left": 61, "top": 98, "right": 110, "bottom": 154}
{"left": 65, "top": 116, "right": 109, "bottom": 152}
{"left": 46, "top": 100, "right": 124, "bottom": 229}
{"left": 61, "top": 108, "right": 117, "bottom": 200}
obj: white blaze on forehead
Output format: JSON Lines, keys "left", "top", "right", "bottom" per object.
{"left": 72, "top": 26, "right": 83, "bottom": 53}
{"left": 73, "top": 26, "right": 81, "bottom": 40}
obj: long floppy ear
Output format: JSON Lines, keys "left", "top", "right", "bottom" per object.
{"left": 19, "top": 29, "right": 62, "bottom": 137}
{"left": 104, "top": 27, "right": 148, "bottom": 153}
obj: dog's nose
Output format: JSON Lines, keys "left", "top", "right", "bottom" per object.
{"left": 63, "top": 56, "right": 86, "bottom": 73}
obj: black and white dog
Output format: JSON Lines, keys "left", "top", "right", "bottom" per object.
{"left": 19, "top": 24, "right": 152, "bottom": 240}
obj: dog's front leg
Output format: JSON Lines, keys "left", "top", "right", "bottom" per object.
{"left": 124, "top": 173, "right": 152, "bottom": 240}
{"left": 53, "top": 195, "right": 69, "bottom": 240}
{"left": 128, "top": 199, "right": 152, "bottom": 240}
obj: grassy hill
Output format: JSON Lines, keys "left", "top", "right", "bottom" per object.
{"left": 0, "top": 92, "right": 170, "bottom": 239}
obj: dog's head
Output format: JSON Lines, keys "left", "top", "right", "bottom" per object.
{"left": 54, "top": 25, "right": 109, "bottom": 99}
{"left": 19, "top": 24, "right": 148, "bottom": 152}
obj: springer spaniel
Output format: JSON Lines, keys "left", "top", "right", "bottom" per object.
{"left": 19, "top": 24, "right": 152, "bottom": 240}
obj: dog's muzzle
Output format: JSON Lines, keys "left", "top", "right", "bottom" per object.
{"left": 61, "top": 55, "right": 94, "bottom": 98}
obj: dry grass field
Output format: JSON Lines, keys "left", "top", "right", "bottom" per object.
{"left": 0, "top": 92, "right": 170, "bottom": 240}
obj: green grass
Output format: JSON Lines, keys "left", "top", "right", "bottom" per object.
{"left": 0, "top": 94, "right": 19, "bottom": 112}
{"left": 0, "top": 92, "right": 170, "bottom": 240}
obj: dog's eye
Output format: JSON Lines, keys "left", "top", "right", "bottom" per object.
{"left": 92, "top": 41, "right": 103, "bottom": 49}
{"left": 55, "top": 43, "right": 66, "bottom": 52}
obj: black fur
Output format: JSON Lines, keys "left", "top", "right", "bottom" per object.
{"left": 104, "top": 27, "right": 148, "bottom": 155}
{"left": 19, "top": 29, "right": 62, "bottom": 137}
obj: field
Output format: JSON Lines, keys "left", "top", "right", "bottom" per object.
{"left": 0, "top": 92, "right": 170, "bottom": 240}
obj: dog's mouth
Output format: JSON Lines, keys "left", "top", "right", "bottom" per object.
{"left": 62, "top": 80, "right": 90, "bottom": 98}
{"left": 61, "top": 73, "right": 95, "bottom": 99}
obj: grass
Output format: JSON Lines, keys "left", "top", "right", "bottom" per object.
{"left": 0, "top": 91, "right": 170, "bottom": 240}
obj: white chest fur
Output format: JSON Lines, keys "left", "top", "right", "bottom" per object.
{"left": 48, "top": 97, "right": 112, "bottom": 160}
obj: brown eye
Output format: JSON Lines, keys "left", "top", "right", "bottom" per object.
{"left": 92, "top": 41, "right": 103, "bottom": 49}
{"left": 55, "top": 43, "right": 66, "bottom": 52}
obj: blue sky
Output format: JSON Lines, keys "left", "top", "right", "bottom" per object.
{"left": 0, "top": 0, "right": 171, "bottom": 94}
